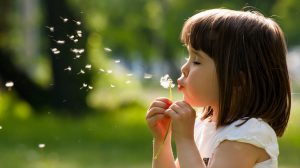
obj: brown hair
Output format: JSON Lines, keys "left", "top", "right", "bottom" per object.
{"left": 181, "top": 9, "right": 291, "bottom": 137}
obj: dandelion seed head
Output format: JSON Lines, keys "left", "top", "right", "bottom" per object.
{"left": 5, "top": 81, "right": 14, "bottom": 88}
{"left": 104, "top": 48, "right": 112, "bottom": 52}
{"left": 38, "top": 144, "right": 46, "bottom": 149}
{"left": 144, "top": 73, "right": 153, "bottom": 79}
{"left": 160, "top": 74, "right": 175, "bottom": 89}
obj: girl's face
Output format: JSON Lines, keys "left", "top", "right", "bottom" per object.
{"left": 178, "top": 46, "right": 219, "bottom": 107}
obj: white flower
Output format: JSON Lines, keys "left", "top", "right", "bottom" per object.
{"left": 160, "top": 74, "right": 175, "bottom": 89}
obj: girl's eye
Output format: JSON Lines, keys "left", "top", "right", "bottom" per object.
{"left": 193, "top": 61, "right": 201, "bottom": 65}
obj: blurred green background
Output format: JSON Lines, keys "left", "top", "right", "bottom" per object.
{"left": 0, "top": 0, "right": 299, "bottom": 167}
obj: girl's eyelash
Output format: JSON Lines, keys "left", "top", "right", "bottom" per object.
{"left": 193, "top": 61, "right": 201, "bottom": 65}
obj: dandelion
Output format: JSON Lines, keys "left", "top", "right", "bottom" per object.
{"left": 104, "top": 47, "right": 112, "bottom": 52}
{"left": 144, "top": 73, "right": 153, "bottom": 79}
{"left": 114, "top": 59, "right": 120, "bottom": 63}
{"left": 64, "top": 66, "right": 72, "bottom": 71}
{"left": 46, "top": 26, "right": 54, "bottom": 32}
{"left": 85, "top": 64, "right": 92, "bottom": 70}
{"left": 77, "top": 69, "right": 85, "bottom": 75}
{"left": 38, "top": 144, "right": 46, "bottom": 149}
{"left": 60, "top": 16, "right": 68, "bottom": 22}
{"left": 154, "top": 74, "right": 175, "bottom": 160}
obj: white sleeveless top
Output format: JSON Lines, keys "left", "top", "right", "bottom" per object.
{"left": 194, "top": 117, "right": 279, "bottom": 168}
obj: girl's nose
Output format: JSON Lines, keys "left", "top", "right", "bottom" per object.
{"left": 181, "top": 62, "right": 189, "bottom": 77}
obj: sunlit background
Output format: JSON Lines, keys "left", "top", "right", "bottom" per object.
{"left": 0, "top": 0, "right": 299, "bottom": 167}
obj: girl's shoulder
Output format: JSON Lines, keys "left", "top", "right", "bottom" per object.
{"left": 213, "top": 118, "right": 279, "bottom": 162}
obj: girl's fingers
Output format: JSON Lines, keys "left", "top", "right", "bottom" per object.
{"left": 149, "top": 100, "right": 168, "bottom": 109}
{"left": 164, "top": 108, "right": 179, "bottom": 119}
{"left": 146, "top": 114, "right": 165, "bottom": 126}
{"left": 146, "top": 107, "right": 165, "bottom": 119}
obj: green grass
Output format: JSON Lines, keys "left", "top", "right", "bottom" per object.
{"left": 0, "top": 98, "right": 299, "bottom": 168}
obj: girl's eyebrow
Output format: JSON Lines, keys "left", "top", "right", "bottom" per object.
{"left": 190, "top": 49, "right": 205, "bottom": 59}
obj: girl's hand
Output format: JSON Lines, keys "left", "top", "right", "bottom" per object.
{"left": 146, "top": 97, "right": 172, "bottom": 141}
{"left": 165, "top": 101, "right": 196, "bottom": 142}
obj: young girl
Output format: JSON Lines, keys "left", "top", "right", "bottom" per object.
{"left": 146, "top": 9, "right": 291, "bottom": 168}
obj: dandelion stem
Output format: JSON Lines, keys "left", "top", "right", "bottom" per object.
{"left": 154, "top": 85, "right": 173, "bottom": 160}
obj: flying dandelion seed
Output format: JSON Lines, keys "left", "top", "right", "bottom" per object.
{"left": 46, "top": 26, "right": 54, "bottom": 32}
{"left": 0, "top": 126, "right": 2, "bottom": 130}
{"left": 56, "top": 40, "right": 65, "bottom": 44}
{"left": 64, "top": 66, "right": 72, "bottom": 71}
{"left": 107, "top": 70, "right": 113, "bottom": 74}
{"left": 80, "top": 83, "right": 88, "bottom": 89}
{"left": 99, "top": 68, "right": 105, "bottom": 72}
{"left": 127, "top": 73, "right": 133, "bottom": 76}
{"left": 76, "top": 30, "right": 82, "bottom": 37}
{"left": 88, "top": 86, "right": 93, "bottom": 90}
{"left": 74, "top": 55, "right": 81, "bottom": 59}
{"left": 85, "top": 64, "right": 92, "bottom": 69}
{"left": 60, "top": 16, "right": 68, "bottom": 22}
{"left": 53, "top": 50, "right": 61, "bottom": 55}
{"left": 38, "top": 144, "right": 46, "bottom": 149}
{"left": 110, "top": 84, "right": 115, "bottom": 88}
{"left": 104, "top": 48, "right": 112, "bottom": 52}
{"left": 125, "top": 80, "right": 131, "bottom": 84}
{"left": 73, "top": 39, "right": 79, "bottom": 43}
{"left": 71, "top": 48, "right": 84, "bottom": 54}
{"left": 73, "top": 20, "right": 81, "bottom": 25}
{"left": 5, "top": 81, "right": 14, "bottom": 88}
{"left": 68, "top": 35, "right": 75, "bottom": 39}
{"left": 77, "top": 69, "right": 85, "bottom": 75}
{"left": 144, "top": 73, "right": 153, "bottom": 79}
{"left": 114, "top": 59, "right": 120, "bottom": 63}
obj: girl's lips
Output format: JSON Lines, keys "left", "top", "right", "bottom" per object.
{"left": 177, "top": 79, "right": 184, "bottom": 91}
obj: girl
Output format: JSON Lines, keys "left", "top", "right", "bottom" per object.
{"left": 146, "top": 9, "right": 291, "bottom": 168}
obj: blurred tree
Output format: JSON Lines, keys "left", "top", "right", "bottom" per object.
{"left": 0, "top": 0, "right": 91, "bottom": 116}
